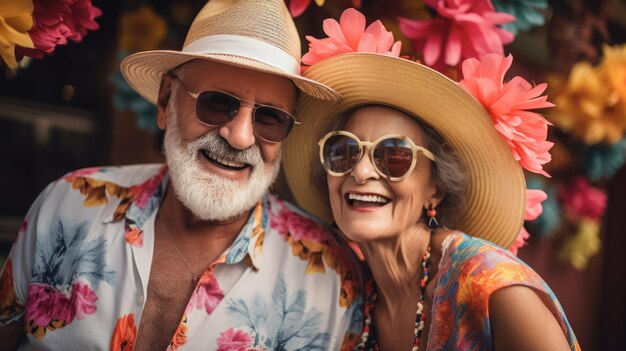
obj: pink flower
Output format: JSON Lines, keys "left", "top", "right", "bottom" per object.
{"left": 459, "top": 53, "right": 555, "bottom": 176}
{"left": 63, "top": 167, "right": 100, "bottom": 179}
{"left": 216, "top": 328, "right": 253, "bottom": 351}
{"left": 188, "top": 272, "right": 224, "bottom": 315}
{"left": 271, "top": 207, "right": 328, "bottom": 242}
{"left": 71, "top": 282, "right": 98, "bottom": 320}
{"left": 132, "top": 166, "right": 167, "bottom": 209}
{"left": 509, "top": 227, "right": 530, "bottom": 256}
{"left": 16, "top": 0, "right": 101, "bottom": 59}
{"left": 509, "top": 189, "right": 547, "bottom": 255}
{"left": 25, "top": 282, "right": 97, "bottom": 327}
{"left": 559, "top": 177, "right": 607, "bottom": 220}
{"left": 302, "top": 8, "right": 401, "bottom": 67}
{"left": 288, "top": 0, "right": 314, "bottom": 18}
{"left": 398, "top": 0, "right": 514, "bottom": 70}
{"left": 524, "top": 189, "right": 547, "bottom": 221}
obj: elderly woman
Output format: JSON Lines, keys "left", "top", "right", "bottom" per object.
{"left": 283, "top": 14, "right": 580, "bottom": 351}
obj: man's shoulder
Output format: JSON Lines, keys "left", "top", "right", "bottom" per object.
{"left": 60, "top": 163, "right": 165, "bottom": 188}
{"left": 266, "top": 194, "right": 336, "bottom": 240}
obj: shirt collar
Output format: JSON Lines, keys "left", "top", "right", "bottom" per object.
{"left": 115, "top": 166, "right": 267, "bottom": 270}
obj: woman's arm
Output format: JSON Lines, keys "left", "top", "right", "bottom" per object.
{"left": 489, "top": 285, "right": 571, "bottom": 351}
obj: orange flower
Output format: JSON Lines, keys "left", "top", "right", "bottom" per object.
{"left": 168, "top": 315, "right": 188, "bottom": 351}
{"left": 118, "top": 5, "right": 167, "bottom": 52}
{"left": 0, "top": 0, "right": 35, "bottom": 68}
{"left": 110, "top": 313, "right": 137, "bottom": 351}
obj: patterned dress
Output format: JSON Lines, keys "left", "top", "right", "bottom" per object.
{"left": 427, "top": 232, "right": 581, "bottom": 350}
{"left": 0, "top": 164, "right": 364, "bottom": 350}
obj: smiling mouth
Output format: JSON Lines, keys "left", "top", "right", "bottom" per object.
{"left": 345, "top": 192, "right": 391, "bottom": 208}
{"left": 201, "top": 149, "right": 250, "bottom": 171}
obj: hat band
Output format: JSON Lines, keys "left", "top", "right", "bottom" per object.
{"left": 183, "top": 34, "right": 301, "bottom": 75}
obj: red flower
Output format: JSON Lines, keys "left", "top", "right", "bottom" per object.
{"left": 16, "top": 0, "right": 101, "bottom": 59}
{"left": 560, "top": 177, "right": 607, "bottom": 220}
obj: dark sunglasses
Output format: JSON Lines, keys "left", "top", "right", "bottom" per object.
{"left": 318, "top": 131, "right": 436, "bottom": 181}
{"left": 169, "top": 73, "right": 299, "bottom": 142}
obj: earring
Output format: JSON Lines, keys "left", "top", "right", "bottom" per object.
{"left": 426, "top": 204, "right": 439, "bottom": 229}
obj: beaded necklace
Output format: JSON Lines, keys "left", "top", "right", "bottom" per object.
{"left": 356, "top": 247, "right": 431, "bottom": 351}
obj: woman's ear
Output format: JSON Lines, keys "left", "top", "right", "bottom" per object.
{"left": 424, "top": 185, "right": 445, "bottom": 210}
{"left": 156, "top": 74, "right": 174, "bottom": 130}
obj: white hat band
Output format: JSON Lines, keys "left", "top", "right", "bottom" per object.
{"left": 183, "top": 34, "right": 301, "bottom": 75}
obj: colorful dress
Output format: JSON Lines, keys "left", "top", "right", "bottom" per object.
{"left": 0, "top": 164, "right": 364, "bottom": 350}
{"left": 427, "top": 232, "right": 581, "bottom": 350}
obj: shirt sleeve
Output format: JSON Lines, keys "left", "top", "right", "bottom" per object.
{"left": 0, "top": 180, "right": 58, "bottom": 326}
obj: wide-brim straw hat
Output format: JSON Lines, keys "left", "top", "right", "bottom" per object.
{"left": 120, "top": 0, "right": 340, "bottom": 104}
{"left": 283, "top": 53, "right": 526, "bottom": 248}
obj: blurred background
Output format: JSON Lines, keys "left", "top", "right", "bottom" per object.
{"left": 1, "top": 0, "right": 625, "bottom": 349}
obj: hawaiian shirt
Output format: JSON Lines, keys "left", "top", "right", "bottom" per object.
{"left": 0, "top": 164, "right": 363, "bottom": 351}
{"left": 428, "top": 232, "right": 581, "bottom": 350}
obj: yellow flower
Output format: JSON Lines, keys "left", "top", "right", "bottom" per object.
{"left": 549, "top": 55, "right": 626, "bottom": 145}
{"left": 559, "top": 219, "right": 601, "bottom": 270}
{"left": 0, "top": 0, "right": 34, "bottom": 68}
{"left": 118, "top": 5, "right": 167, "bottom": 53}
{"left": 598, "top": 44, "right": 626, "bottom": 105}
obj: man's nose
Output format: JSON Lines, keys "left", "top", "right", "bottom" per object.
{"left": 218, "top": 107, "right": 256, "bottom": 150}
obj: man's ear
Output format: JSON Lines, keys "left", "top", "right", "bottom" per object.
{"left": 156, "top": 74, "right": 174, "bottom": 130}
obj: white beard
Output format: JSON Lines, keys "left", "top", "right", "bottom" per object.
{"left": 163, "top": 110, "right": 281, "bottom": 221}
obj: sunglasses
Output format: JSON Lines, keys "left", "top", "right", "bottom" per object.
{"left": 169, "top": 73, "right": 299, "bottom": 143}
{"left": 318, "top": 131, "right": 436, "bottom": 181}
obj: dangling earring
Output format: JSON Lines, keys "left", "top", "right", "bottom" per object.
{"left": 426, "top": 204, "right": 439, "bottom": 229}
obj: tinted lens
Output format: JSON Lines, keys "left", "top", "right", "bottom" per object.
{"left": 323, "top": 135, "right": 361, "bottom": 174}
{"left": 195, "top": 91, "right": 239, "bottom": 125}
{"left": 373, "top": 138, "right": 413, "bottom": 178}
{"left": 253, "top": 106, "right": 294, "bottom": 142}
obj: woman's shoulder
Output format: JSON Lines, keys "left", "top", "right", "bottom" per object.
{"left": 435, "top": 231, "right": 549, "bottom": 293}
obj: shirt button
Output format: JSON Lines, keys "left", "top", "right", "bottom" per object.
{"left": 137, "top": 295, "right": 144, "bottom": 305}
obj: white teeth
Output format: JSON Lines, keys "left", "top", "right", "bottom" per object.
{"left": 206, "top": 151, "right": 246, "bottom": 168}
{"left": 347, "top": 193, "right": 389, "bottom": 204}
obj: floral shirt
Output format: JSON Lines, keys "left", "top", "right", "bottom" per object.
{"left": 0, "top": 164, "right": 363, "bottom": 351}
{"left": 428, "top": 232, "right": 581, "bottom": 351}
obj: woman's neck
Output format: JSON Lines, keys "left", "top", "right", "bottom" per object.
{"left": 359, "top": 223, "right": 431, "bottom": 307}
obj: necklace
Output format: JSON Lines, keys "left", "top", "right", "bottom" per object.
{"left": 356, "top": 246, "right": 431, "bottom": 351}
{"left": 158, "top": 212, "right": 200, "bottom": 284}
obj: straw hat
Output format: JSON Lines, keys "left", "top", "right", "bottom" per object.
{"left": 120, "top": 0, "right": 340, "bottom": 104}
{"left": 283, "top": 53, "right": 526, "bottom": 248}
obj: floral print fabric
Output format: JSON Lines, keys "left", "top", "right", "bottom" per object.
{"left": 0, "top": 164, "right": 362, "bottom": 350}
{"left": 428, "top": 233, "right": 581, "bottom": 351}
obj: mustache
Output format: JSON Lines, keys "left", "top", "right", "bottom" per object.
{"left": 187, "top": 130, "right": 264, "bottom": 167}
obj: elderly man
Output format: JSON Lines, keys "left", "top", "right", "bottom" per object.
{"left": 0, "top": 0, "right": 362, "bottom": 350}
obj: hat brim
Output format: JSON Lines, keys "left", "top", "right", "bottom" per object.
{"left": 283, "top": 53, "right": 525, "bottom": 248}
{"left": 120, "top": 50, "right": 341, "bottom": 105}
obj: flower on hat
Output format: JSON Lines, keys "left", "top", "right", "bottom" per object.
{"left": 0, "top": 0, "right": 35, "bottom": 68}
{"left": 398, "top": 0, "right": 515, "bottom": 70}
{"left": 492, "top": 0, "right": 548, "bottom": 35}
{"left": 302, "top": 8, "right": 402, "bottom": 67}
{"left": 459, "top": 53, "right": 555, "bottom": 177}
{"left": 15, "top": 0, "right": 101, "bottom": 60}
{"left": 510, "top": 188, "right": 547, "bottom": 255}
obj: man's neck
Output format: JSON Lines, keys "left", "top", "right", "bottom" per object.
{"left": 157, "top": 182, "right": 254, "bottom": 261}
